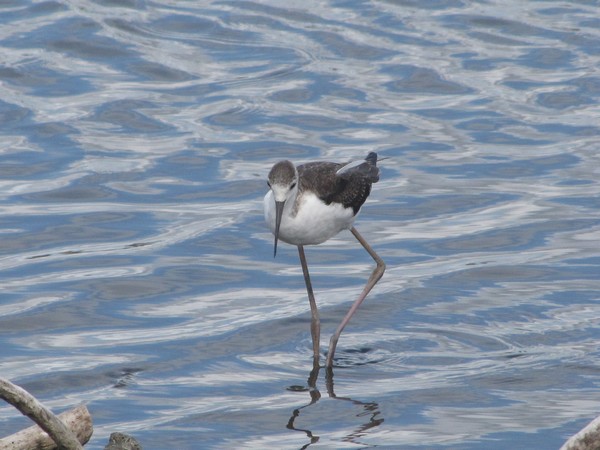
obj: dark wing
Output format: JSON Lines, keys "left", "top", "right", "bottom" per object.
{"left": 298, "top": 153, "right": 379, "bottom": 215}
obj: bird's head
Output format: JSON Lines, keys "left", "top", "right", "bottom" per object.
{"left": 267, "top": 160, "right": 298, "bottom": 257}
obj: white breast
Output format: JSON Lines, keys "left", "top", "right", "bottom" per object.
{"left": 264, "top": 190, "right": 356, "bottom": 246}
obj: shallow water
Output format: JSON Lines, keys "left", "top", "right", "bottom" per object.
{"left": 1, "top": 1, "right": 600, "bottom": 448}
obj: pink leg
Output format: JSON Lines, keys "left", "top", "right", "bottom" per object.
{"left": 326, "top": 227, "right": 385, "bottom": 368}
{"left": 298, "top": 245, "right": 321, "bottom": 366}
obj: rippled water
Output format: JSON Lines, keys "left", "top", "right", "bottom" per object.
{"left": 1, "top": 1, "right": 600, "bottom": 448}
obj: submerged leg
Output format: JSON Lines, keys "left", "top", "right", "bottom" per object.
{"left": 298, "top": 245, "right": 321, "bottom": 366}
{"left": 326, "top": 227, "right": 386, "bottom": 368}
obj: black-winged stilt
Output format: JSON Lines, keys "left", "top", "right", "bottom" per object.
{"left": 264, "top": 152, "right": 385, "bottom": 368}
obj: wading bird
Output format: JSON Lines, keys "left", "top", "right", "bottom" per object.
{"left": 264, "top": 152, "right": 385, "bottom": 368}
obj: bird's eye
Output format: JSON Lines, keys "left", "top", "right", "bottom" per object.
{"left": 290, "top": 182, "right": 297, "bottom": 189}
{"left": 267, "top": 181, "right": 271, "bottom": 188}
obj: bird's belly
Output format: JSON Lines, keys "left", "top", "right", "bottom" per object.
{"left": 264, "top": 192, "right": 356, "bottom": 246}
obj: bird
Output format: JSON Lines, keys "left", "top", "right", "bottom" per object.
{"left": 264, "top": 152, "right": 385, "bottom": 368}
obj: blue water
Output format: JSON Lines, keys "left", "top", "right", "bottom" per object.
{"left": 1, "top": 1, "right": 600, "bottom": 448}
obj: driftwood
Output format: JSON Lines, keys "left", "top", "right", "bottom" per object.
{"left": 561, "top": 415, "right": 600, "bottom": 450}
{"left": 0, "top": 377, "right": 91, "bottom": 450}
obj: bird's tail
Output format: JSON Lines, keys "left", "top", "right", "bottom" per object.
{"left": 336, "top": 152, "right": 380, "bottom": 183}
{"left": 366, "top": 152, "right": 378, "bottom": 166}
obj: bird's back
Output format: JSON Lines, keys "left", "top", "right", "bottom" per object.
{"left": 298, "top": 153, "right": 379, "bottom": 215}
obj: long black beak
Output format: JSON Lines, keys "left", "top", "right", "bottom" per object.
{"left": 273, "top": 200, "right": 284, "bottom": 257}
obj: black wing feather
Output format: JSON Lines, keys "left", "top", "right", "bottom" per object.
{"left": 298, "top": 153, "right": 379, "bottom": 215}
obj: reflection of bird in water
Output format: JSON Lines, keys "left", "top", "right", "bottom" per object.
{"left": 264, "top": 152, "right": 386, "bottom": 367}
{"left": 286, "top": 364, "right": 384, "bottom": 448}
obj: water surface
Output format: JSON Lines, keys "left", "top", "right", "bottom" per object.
{"left": 1, "top": 1, "right": 600, "bottom": 448}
